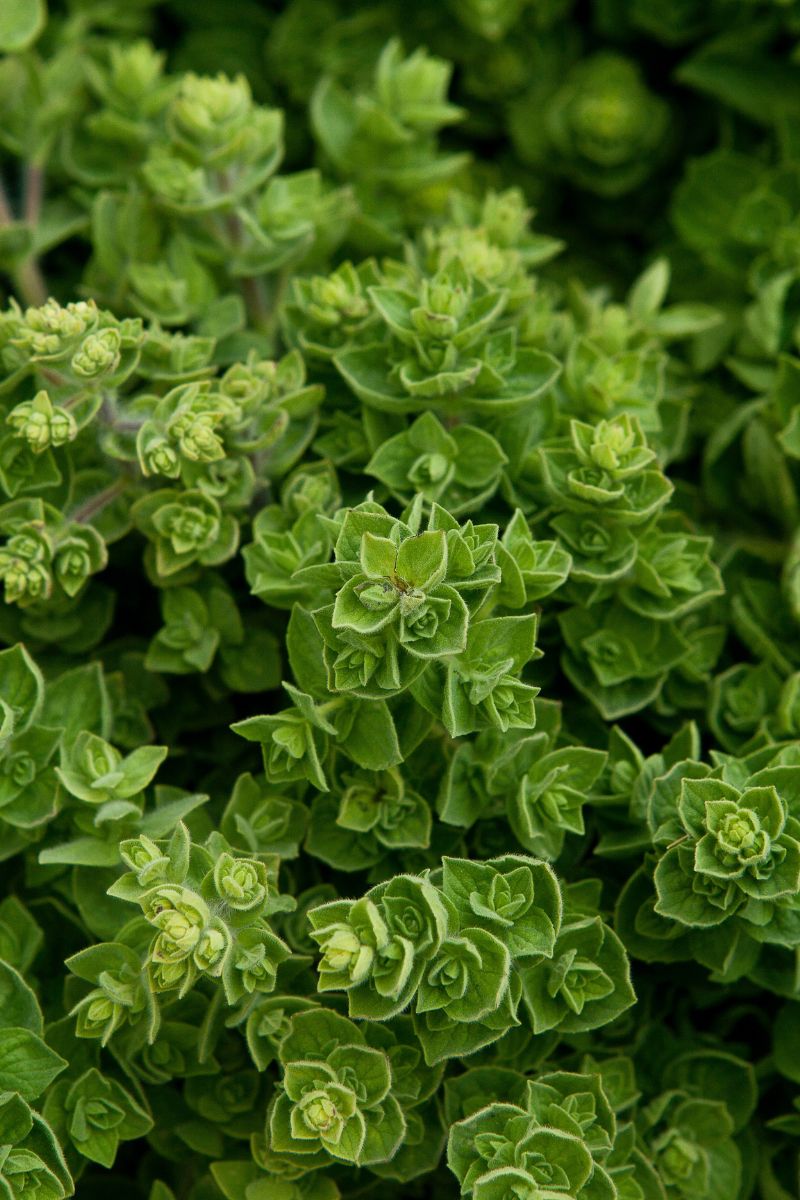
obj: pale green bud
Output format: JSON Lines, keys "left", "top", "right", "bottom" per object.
{"left": 71, "top": 328, "right": 122, "bottom": 379}
{"left": 7, "top": 391, "right": 77, "bottom": 453}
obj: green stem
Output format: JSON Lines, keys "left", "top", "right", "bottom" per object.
{"left": 41, "top": 367, "right": 67, "bottom": 388}
{"left": 216, "top": 178, "right": 285, "bottom": 345}
{"left": 221, "top": 207, "right": 273, "bottom": 335}
{"left": 14, "top": 259, "right": 48, "bottom": 307}
{"left": 263, "top": 265, "right": 290, "bottom": 345}
{"left": 24, "top": 163, "right": 44, "bottom": 226}
{"left": 70, "top": 479, "right": 128, "bottom": 525}
{"left": 0, "top": 168, "right": 48, "bottom": 307}
{"left": 241, "top": 272, "right": 271, "bottom": 332}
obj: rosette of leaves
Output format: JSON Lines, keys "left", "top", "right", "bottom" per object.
{"left": 652, "top": 770, "right": 800, "bottom": 944}
{"left": 65, "top": 940, "right": 154, "bottom": 1048}
{"left": 243, "top": 994, "right": 320, "bottom": 1074}
{"left": 672, "top": 147, "right": 795, "bottom": 287}
{"left": 409, "top": 940, "right": 525, "bottom": 1068}
{"left": 447, "top": 1101, "right": 595, "bottom": 1199}
{"left": 131, "top": 488, "right": 240, "bottom": 582}
{"left": 535, "top": 1065, "right": 666, "bottom": 1195}
{"left": 0, "top": 299, "right": 142, "bottom": 497}
{"left": 267, "top": 1008, "right": 406, "bottom": 1168}
{"left": 617, "top": 521, "right": 724, "bottom": 622}
{"left": 419, "top": 188, "right": 565, "bottom": 308}
{"left": 308, "top": 856, "right": 566, "bottom": 1064}
{"left": 411, "top": 610, "right": 541, "bottom": 739}
{"left": 170, "top": 1069, "right": 263, "bottom": 1151}
{"left": 525, "top": 1070, "right": 619, "bottom": 1175}
{"left": 512, "top": 52, "right": 670, "bottom": 197}
{"left": 282, "top": 259, "right": 383, "bottom": 363}
{"left": 106, "top": 823, "right": 295, "bottom": 1006}
{"left": 0, "top": 645, "right": 63, "bottom": 853}
{"left": 233, "top": 683, "right": 338, "bottom": 792}
{"left": 0, "top": 1091, "right": 73, "bottom": 1200}
{"left": 144, "top": 575, "right": 281, "bottom": 692}
{"left": 0, "top": 499, "right": 107, "bottom": 609}
{"left": 538, "top": 414, "right": 671, "bottom": 524}
{"left": 41, "top": 1067, "right": 152, "bottom": 1172}
{"left": 231, "top": 168, "right": 353, "bottom": 279}
{"left": 55, "top": 730, "right": 167, "bottom": 814}
{"left": 550, "top": 512, "right": 637, "bottom": 591}
{"left": 243, "top": 465, "right": 339, "bottom": 611}
{"left": 366, "top": 410, "right": 508, "bottom": 516}
{"left": 593, "top": 721, "right": 701, "bottom": 862}
{"left": 311, "top": 38, "right": 468, "bottom": 240}
{"left": 614, "top": 745, "right": 800, "bottom": 987}
{"left": 559, "top": 600, "right": 693, "bottom": 719}
{"left": 557, "top": 332, "right": 666, "bottom": 439}
{"left": 133, "top": 382, "right": 240, "bottom": 476}
{"left": 143, "top": 579, "right": 228, "bottom": 674}
{"left": 58, "top": 41, "right": 175, "bottom": 190}
{"left": 637, "top": 1089, "right": 743, "bottom": 1199}
{"left": 518, "top": 886, "right": 635, "bottom": 1035}
{"left": 335, "top": 256, "right": 561, "bottom": 416}
{"left": 308, "top": 873, "right": 449, "bottom": 1021}
{"left": 305, "top": 763, "right": 432, "bottom": 871}
{"left": 495, "top": 509, "right": 572, "bottom": 608}
{"left": 36, "top": 728, "right": 210, "bottom": 881}
{"left": 440, "top": 855, "right": 562, "bottom": 962}
{"left": 0, "top": 298, "right": 142, "bottom": 391}
{"left": 503, "top": 733, "right": 608, "bottom": 861}
{"left": 302, "top": 498, "right": 545, "bottom": 721}
{"left": 414, "top": 923, "right": 511, "bottom": 1025}
{"left": 220, "top": 773, "right": 308, "bottom": 861}
{"left": 439, "top": 712, "right": 605, "bottom": 856}
{"left": 0, "top": 298, "right": 326, "bottom": 622}
{"left": 313, "top": 507, "right": 474, "bottom": 695}
{"left": 6, "top": 390, "right": 76, "bottom": 457}
{"left": 707, "top": 662, "right": 784, "bottom": 754}
{"left": 133, "top": 351, "right": 324, "bottom": 486}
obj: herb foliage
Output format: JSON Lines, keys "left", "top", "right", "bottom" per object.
{"left": 0, "top": 1, "right": 799, "bottom": 1198}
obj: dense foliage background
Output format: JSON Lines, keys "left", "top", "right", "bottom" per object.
{"left": 2, "top": 1, "right": 800, "bottom": 1198}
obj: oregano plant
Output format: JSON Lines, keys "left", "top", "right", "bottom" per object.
{"left": 0, "top": 1, "right": 799, "bottom": 1198}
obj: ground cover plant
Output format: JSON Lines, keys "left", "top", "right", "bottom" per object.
{"left": 2, "top": 0, "right": 800, "bottom": 1197}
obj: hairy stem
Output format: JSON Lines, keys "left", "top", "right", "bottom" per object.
{"left": 217, "top": 181, "right": 281, "bottom": 343}
{"left": 70, "top": 478, "right": 128, "bottom": 525}
{"left": 0, "top": 168, "right": 48, "bottom": 307}
{"left": 24, "top": 164, "right": 45, "bottom": 226}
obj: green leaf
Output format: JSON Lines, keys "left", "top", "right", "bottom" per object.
{"left": 628, "top": 258, "right": 670, "bottom": 320}
{"left": 774, "top": 1003, "right": 800, "bottom": 1084}
{"left": 287, "top": 605, "right": 330, "bottom": 697}
{"left": 677, "top": 47, "right": 800, "bottom": 126}
{"left": 0, "top": 962, "right": 42, "bottom": 1034}
{"left": 0, "top": 0, "right": 46, "bottom": 52}
{"left": 335, "top": 700, "right": 402, "bottom": 771}
{"left": 116, "top": 745, "right": 169, "bottom": 796}
{"left": 0, "top": 645, "right": 44, "bottom": 737}
{"left": 0, "top": 1029, "right": 66, "bottom": 1100}
{"left": 40, "top": 663, "right": 110, "bottom": 741}
{"left": 38, "top": 838, "right": 121, "bottom": 867}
